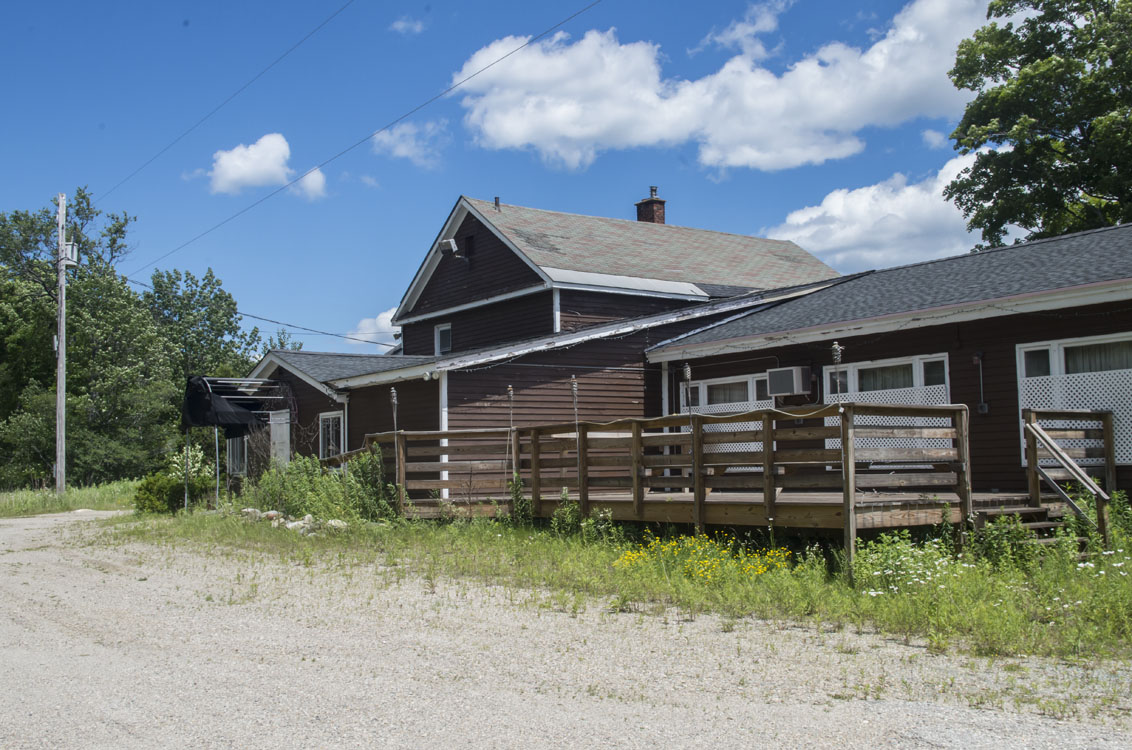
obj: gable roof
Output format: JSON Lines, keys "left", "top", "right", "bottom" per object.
{"left": 648, "top": 223, "right": 1132, "bottom": 361}
{"left": 394, "top": 195, "right": 838, "bottom": 322}
{"left": 248, "top": 350, "right": 438, "bottom": 399}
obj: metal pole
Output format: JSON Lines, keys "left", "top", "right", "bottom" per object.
{"left": 214, "top": 426, "right": 220, "bottom": 506}
{"left": 55, "top": 194, "right": 66, "bottom": 494}
{"left": 184, "top": 428, "right": 190, "bottom": 511}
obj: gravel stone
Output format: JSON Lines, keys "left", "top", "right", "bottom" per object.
{"left": 0, "top": 512, "right": 1129, "bottom": 749}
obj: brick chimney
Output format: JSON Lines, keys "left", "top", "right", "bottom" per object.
{"left": 635, "top": 185, "right": 665, "bottom": 224}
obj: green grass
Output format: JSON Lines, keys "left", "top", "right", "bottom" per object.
{"left": 98, "top": 507, "right": 1132, "bottom": 661}
{"left": 0, "top": 480, "right": 137, "bottom": 518}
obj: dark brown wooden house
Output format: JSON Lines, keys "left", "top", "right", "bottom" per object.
{"left": 646, "top": 224, "right": 1132, "bottom": 492}
{"left": 242, "top": 190, "right": 839, "bottom": 471}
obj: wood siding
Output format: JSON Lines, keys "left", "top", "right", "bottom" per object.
{"left": 447, "top": 311, "right": 739, "bottom": 430}
{"left": 558, "top": 290, "right": 694, "bottom": 332}
{"left": 400, "top": 292, "right": 554, "bottom": 355}
{"left": 346, "top": 379, "right": 438, "bottom": 448}
{"left": 675, "top": 299, "right": 1132, "bottom": 491}
{"left": 408, "top": 213, "right": 543, "bottom": 316}
{"left": 269, "top": 369, "right": 341, "bottom": 458}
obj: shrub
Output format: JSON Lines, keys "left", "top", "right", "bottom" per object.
{"left": 968, "top": 515, "right": 1040, "bottom": 570}
{"left": 240, "top": 449, "right": 397, "bottom": 522}
{"left": 853, "top": 530, "right": 955, "bottom": 593}
{"left": 133, "top": 472, "right": 212, "bottom": 514}
{"left": 550, "top": 488, "right": 582, "bottom": 536}
{"left": 508, "top": 473, "right": 532, "bottom": 526}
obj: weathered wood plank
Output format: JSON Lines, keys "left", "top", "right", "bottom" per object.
{"left": 854, "top": 447, "right": 959, "bottom": 462}
{"left": 631, "top": 422, "right": 643, "bottom": 518}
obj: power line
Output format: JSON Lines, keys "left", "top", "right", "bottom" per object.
{"left": 122, "top": 274, "right": 394, "bottom": 348}
{"left": 96, "top": 0, "right": 358, "bottom": 204}
{"left": 125, "top": 0, "right": 605, "bottom": 277}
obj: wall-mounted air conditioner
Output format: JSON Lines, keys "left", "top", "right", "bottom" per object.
{"left": 766, "top": 366, "right": 811, "bottom": 396}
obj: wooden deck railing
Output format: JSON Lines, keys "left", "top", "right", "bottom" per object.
{"left": 327, "top": 402, "right": 972, "bottom": 561}
{"left": 1022, "top": 408, "right": 1115, "bottom": 546}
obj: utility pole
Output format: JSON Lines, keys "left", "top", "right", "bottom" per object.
{"left": 55, "top": 193, "right": 68, "bottom": 494}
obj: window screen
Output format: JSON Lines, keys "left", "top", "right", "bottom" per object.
{"left": 1064, "top": 341, "right": 1132, "bottom": 374}
{"left": 1023, "top": 349, "right": 1051, "bottom": 377}
{"left": 857, "top": 363, "right": 914, "bottom": 392}
{"left": 922, "top": 359, "right": 946, "bottom": 386}
{"left": 707, "top": 381, "right": 748, "bottom": 404}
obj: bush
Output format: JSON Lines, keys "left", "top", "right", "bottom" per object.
{"left": 240, "top": 449, "right": 397, "bottom": 522}
{"left": 133, "top": 472, "right": 212, "bottom": 514}
{"left": 968, "top": 515, "right": 1040, "bottom": 570}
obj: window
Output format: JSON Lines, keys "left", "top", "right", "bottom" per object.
{"left": 681, "top": 375, "right": 770, "bottom": 412}
{"left": 824, "top": 353, "right": 949, "bottom": 399}
{"left": 1020, "top": 334, "right": 1132, "bottom": 378}
{"left": 319, "top": 411, "right": 344, "bottom": 459}
{"left": 226, "top": 436, "right": 248, "bottom": 476}
{"left": 1016, "top": 332, "right": 1132, "bottom": 465}
{"left": 435, "top": 324, "right": 452, "bottom": 355}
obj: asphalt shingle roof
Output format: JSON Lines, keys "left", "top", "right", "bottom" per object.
{"left": 268, "top": 350, "right": 437, "bottom": 383}
{"left": 654, "top": 224, "right": 1132, "bottom": 350}
{"left": 464, "top": 197, "right": 839, "bottom": 291}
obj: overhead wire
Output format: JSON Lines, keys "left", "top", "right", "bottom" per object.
{"left": 125, "top": 0, "right": 605, "bottom": 277}
{"left": 122, "top": 274, "right": 394, "bottom": 348}
{"left": 97, "top": 0, "right": 359, "bottom": 204}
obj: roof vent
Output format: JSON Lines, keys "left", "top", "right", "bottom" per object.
{"left": 635, "top": 186, "right": 665, "bottom": 224}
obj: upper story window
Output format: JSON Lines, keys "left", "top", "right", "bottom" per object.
{"left": 435, "top": 324, "right": 452, "bottom": 355}
{"left": 319, "top": 411, "right": 344, "bottom": 460}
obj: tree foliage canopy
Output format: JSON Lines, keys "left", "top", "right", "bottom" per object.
{"left": 946, "top": 0, "right": 1132, "bottom": 247}
{"left": 0, "top": 189, "right": 284, "bottom": 488}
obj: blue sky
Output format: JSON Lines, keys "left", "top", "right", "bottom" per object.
{"left": 1, "top": 0, "right": 993, "bottom": 353}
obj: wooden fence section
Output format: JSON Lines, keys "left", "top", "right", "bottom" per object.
{"left": 329, "top": 403, "right": 973, "bottom": 561}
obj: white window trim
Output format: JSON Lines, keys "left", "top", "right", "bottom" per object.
{"left": 680, "top": 373, "right": 769, "bottom": 411}
{"left": 434, "top": 323, "right": 452, "bottom": 356}
{"left": 1017, "top": 330, "right": 1132, "bottom": 378}
{"left": 822, "top": 353, "right": 950, "bottom": 398}
{"left": 318, "top": 410, "right": 345, "bottom": 459}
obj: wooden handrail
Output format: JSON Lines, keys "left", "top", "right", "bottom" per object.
{"left": 1024, "top": 419, "right": 1110, "bottom": 545}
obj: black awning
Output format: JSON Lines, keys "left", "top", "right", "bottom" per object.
{"left": 181, "top": 376, "right": 284, "bottom": 438}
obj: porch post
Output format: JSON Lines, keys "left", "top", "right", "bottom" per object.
{"left": 691, "top": 414, "right": 705, "bottom": 533}
{"left": 840, "top": 405, "right": 857, "bottom": 568}
{"left": 762, "top": 412, "right": 776, "bottom": 528}
{"left": 954, "top": 406, "right": 973, "bottom": 540}
{"left": 631, "top": 421, "right": 644, "bottom": 518}
{"left": 576, "top": 424, "right": 589, "bottom": 517}
{"left": 1024, "top": 409, "right": 1041, "bottom": 507}
{"left": 530, "top": 431, "right": 542, "bottom": 518}
{"left": 1100, "top": 411, "right": 1116, "bottom": 548}
{"left": 394, "top": 431, "right": 407, "bottom": 516}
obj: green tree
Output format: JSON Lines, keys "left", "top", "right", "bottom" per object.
{"left": 143, "top": 268, "right": 262, "bottom": 383}
{"left": 946, "top": 0, "right": 1132, "bottom": 247}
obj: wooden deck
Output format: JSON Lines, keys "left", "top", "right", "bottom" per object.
{"left": 327, "top": 403, "right": 1113, "bottom": 559}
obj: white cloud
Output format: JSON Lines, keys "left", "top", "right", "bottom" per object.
{"left": 290, "top": 167, "right": 326, "bottom": 200}
{"left": 700, "top": 1, "right": 792, "bottom": 60}
{"left": 453, "top": 0, "right": 987, "bottom": 170}
{"left": 348, "top": 307, "right": 400, "bottom": 350}
{"left": 764, "top": 153, "right": 980, "bottom": 271}
{"left": 208, "top": 133, "right": 325, "bottom": 199}
{"left": 372, "top": 120, "right": 449, "bottom": 168}
{"left": 390, "top": 17, "right": 425, "bottom": 35}
{"left": 210, "top": 133, "right": 294, "bottom": 194}
{"left": 922, "top": 128, "right": 949, "bottom": 149}
{"left": 359, "top": 175, "right": 379, "bottom": 188}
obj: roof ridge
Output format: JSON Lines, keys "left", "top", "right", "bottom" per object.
{"left": 272, "top": 349, "right": 405, "bottom": 358}
{"left": 858, "top": 222, "right": 1132, "bottom": 277}
{"left": 465, "top": 196, "right": 799, "bottom": 246}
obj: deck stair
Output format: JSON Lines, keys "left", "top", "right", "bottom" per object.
{"left": 973, "top": 504, "right": 1090, "bottom": 550}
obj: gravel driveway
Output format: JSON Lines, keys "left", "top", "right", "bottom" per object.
{"left": 1, "top": 511, "right": 1130, "bottom": 749}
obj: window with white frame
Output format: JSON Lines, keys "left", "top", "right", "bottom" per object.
{"left": 680, "top": 375, "right": 770, "bottom": 413}
{"left": 434, "top": 324, "right": 452, "bottom": 355}
{"left": 1017, "top": 332, "right": 1132, "bottom": 464}
{"left": 823, "top": 353, "right": 949, "bottom": 401}
{"left": 226, "top": 436, "right": 248, "bottom": 476}
{"left": 319, "top": 411, "right": 344, "bottom": 459}
{"left": 822, "top": 353, "right": 951, "bottom": 452}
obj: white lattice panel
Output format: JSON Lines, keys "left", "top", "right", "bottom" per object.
{"left": 683, "top": 399, "right": 773, "bottom": 471}
{"left": 1019, "top": 370, "right": 1132, "bottom": 465}
{"left": 824, "top": 385, "right": 950, "bottom": 451}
